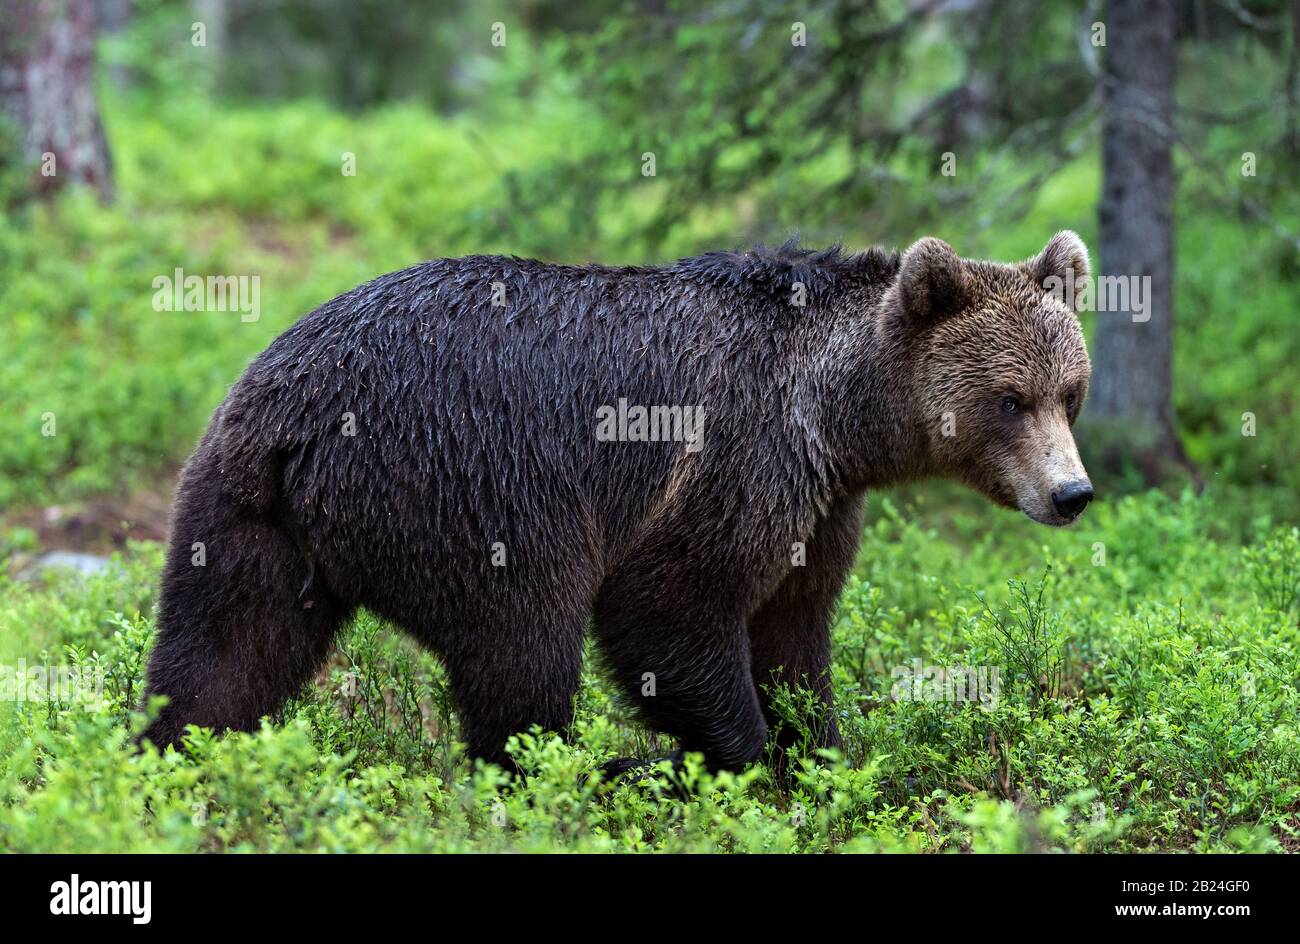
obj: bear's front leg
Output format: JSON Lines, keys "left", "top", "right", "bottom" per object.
{"left": 747, "top": 493, "right": 866, "bottom": 775}
{"left": 593, "top": 557, "right": 769, "bottom": 773}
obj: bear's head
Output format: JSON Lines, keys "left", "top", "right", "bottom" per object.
{"left": 888, "top": 231, "right": 1093, "bottom": 526}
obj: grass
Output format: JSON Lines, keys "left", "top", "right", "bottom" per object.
{"left": 1, "top": 491, "right": 1296, "bottom": 853}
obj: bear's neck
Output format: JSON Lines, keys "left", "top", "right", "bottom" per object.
{"left": 815, "top": 292, "right": 931, "bottom": 493}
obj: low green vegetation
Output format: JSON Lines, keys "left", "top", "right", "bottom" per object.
{"left": 2, "top": 491, "right": 1296, "bottom": 852}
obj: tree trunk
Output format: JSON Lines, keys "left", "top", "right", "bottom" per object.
{"left": 0, "top": 0, "right": 114, "bottom": 201}
{"left": 1089, "top": 0, "right": 1188, "bottom": 484}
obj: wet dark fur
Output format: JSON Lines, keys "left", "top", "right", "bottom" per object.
{"left": 142, "top": 237, "right": 1086, "bottom": 770}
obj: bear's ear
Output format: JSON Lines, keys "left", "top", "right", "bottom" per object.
{"left": 1027, "top": 231, "right": 1090, "bottom": 308}
{"left": 896, "top": 237, "right": 967, "bottom": 328}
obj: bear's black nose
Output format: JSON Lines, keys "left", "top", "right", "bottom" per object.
{"left": 1051, "top": 480, "right": 1094, "bottom": 518}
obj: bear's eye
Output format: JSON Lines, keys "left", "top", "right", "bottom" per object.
{"left": 1000, "top": 396, "right": 1022, "bottom": 415}
{"left": 1065, "top": 392, "right": 1077, "bottom": 411}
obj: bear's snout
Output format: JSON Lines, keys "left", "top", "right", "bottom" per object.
{"left": 1050, "top": 479, "right": 1094, "bottom": 519}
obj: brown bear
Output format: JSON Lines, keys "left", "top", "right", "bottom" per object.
{"left": 141, "top": 231, "right": 1094, "bottom": 773}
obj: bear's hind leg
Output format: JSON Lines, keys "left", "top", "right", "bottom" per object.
{"left": 141, "top": 497, "right": 349, "bottom": 750}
